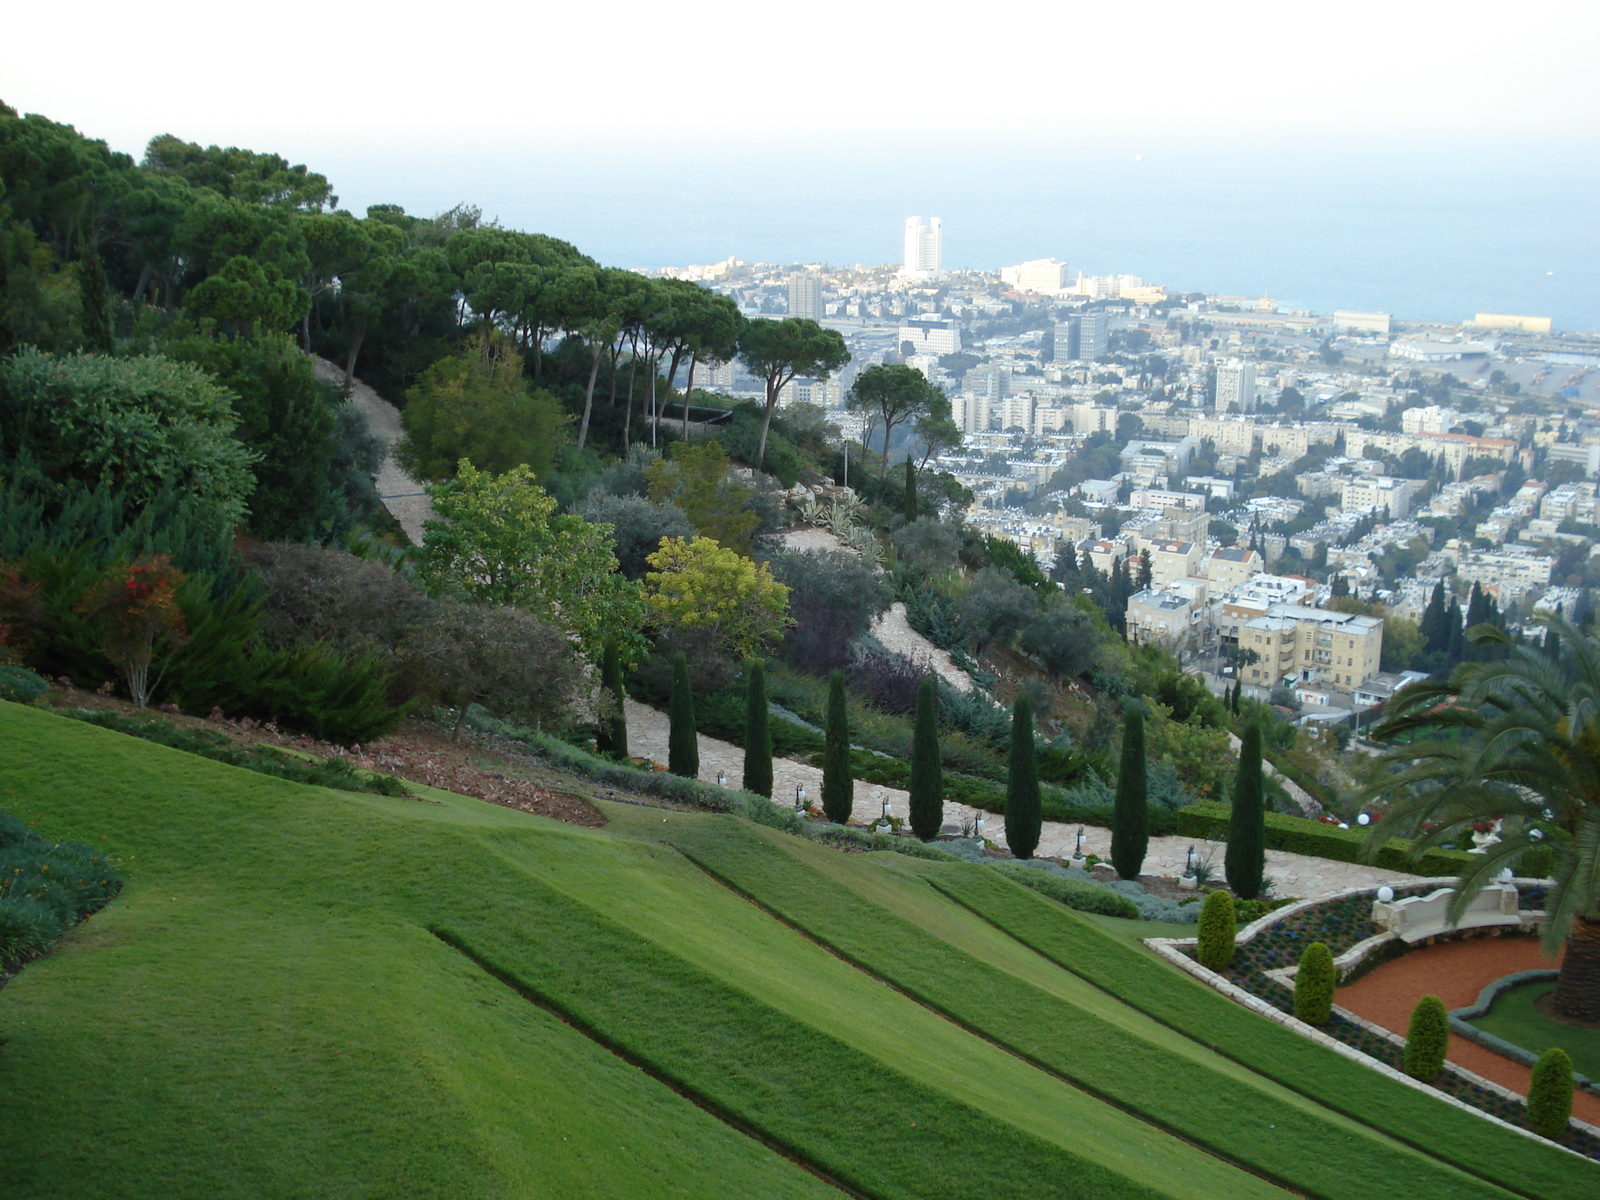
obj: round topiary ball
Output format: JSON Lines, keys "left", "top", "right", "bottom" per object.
{"left": 1403, "top": 993, "right": 1450, "bottom": 1082}
{"left": 1196, "top": 889, "right": 1237, "bottom": 971}
{"left": 1294, "top": 940, "right": 1336, "bottom": 1025}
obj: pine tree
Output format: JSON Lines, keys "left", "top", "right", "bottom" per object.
{"left": 667, "top": 652, "right": 698, "bottom": 779}
{"left": 596, "top": 640, "right": 627, "bottom": 758}
{"left": 743, "top": 659, "right": 772, "bottom": 798}
{"left": 1226, "top": 720, "right": 1266, "bottom": 900}
{"left": 909, "top": 677, "right": 942, "bottom": 840}
{"left": 903, "top": 458, "right": 918, "bottom": 522}
{"left": 1110, "top": 705, "right": 1148, "bottom": 880}
{"left": 1006, "top": 693, "right": 1042, "bottom": 859}
{"left": 822, "top": 668, "right": 852, "bottom": 823}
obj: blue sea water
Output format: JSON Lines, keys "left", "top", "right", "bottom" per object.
{"left": 332, "top": 136, "right": 1599, "bottom": 332}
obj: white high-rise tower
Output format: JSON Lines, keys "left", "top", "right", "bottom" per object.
{"left": 902, "top": 216, "right": 942, "bottom": 279}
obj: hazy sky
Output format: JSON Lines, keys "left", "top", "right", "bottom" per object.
{"left": 6, "top": 0, "right": 1598, "bottom": 159}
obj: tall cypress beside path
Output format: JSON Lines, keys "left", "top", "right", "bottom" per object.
{"left": 1007, "top": 694, "right": 1041, "bottom": 860}
{"left": 822, "top": 669, "right": 852, "bottom": 823}
{"left": 743, "top": 659, "right": 772, "bottom": 798}
{"left": 1110, "top": 704, "right": 1148, "bottom": 880}
{"left": 1226, "top": 720, "right": 1265, "bottom": 900}
{"left": 667, "top": 652, "right": 699, "bottom": 780}
{"left": 908, "top": 677, "right": 942, "bottom": 840}
{"left": 596, "top": 640, "right": 627, "bottom": 758}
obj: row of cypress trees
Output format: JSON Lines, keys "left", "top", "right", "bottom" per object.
{"left": 639, "top": 649, "right": 1268, "bottom": 894}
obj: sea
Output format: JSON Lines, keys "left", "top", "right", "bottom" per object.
{"left": 332, "top": 135, "right": 1599, "bottom": 333}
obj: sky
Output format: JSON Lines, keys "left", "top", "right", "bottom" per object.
{"left": 4, "top": 1, "right": 1597, "bottom": 323}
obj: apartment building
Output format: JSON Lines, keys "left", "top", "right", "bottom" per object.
{"left": 1203, "top": 546, "right": 1264, "bottom": 591}
{"left": 1239, "top": 604, "right": 1384, "bottom": 691}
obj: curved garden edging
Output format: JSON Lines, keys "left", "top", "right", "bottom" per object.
{"left": 1448, "top": 969, "right": 1599, "bottom": 1096}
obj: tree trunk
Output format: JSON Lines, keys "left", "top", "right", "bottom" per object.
{"left": 622, "top": 352, "right": 638, "bottom": 452}
{"left": 577, "top": 345, "right": 603, "bottom": 450}
{"left": 343, "top": 324, "right": 367, "bottom": 396}
{"left": 681, "top": 356, "right": 697, "bottom": 440}
{"left": 657, "top": 348, "right": 685, "bottom": 447}
{"left": 1550, "top": 915, "right": 1600, "bottom": 1023}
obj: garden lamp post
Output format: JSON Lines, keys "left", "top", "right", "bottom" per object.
{"left": 974, "top": 813, "right": 985, "bottom": 840}
{"left": 1185, "top": 845, "right": 1197, "bottom": 875}
{"left": 794, "top": 784, "right": 806, "bottom": 812}
{"left": 717, "top": 770, "right": 727, "bottom": 788}
{"left": 1075, "top": 827, "right": 1086, "bottom": 859}
{"left": 877, "top": 797, "right": 892, "bottom": 833}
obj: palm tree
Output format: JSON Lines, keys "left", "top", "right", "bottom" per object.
{"left": 1361, "top": 616, "right": 1600, "bottom": 1021}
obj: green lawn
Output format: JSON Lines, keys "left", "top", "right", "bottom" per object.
{"left": 1474, "top": 980, "right": 1600, "bottom": 1081}
{"left": 919, "top": 864, "right": 1598, "bottom": 1200}
{"left": 1, "top": 700, "right": 1594, "bottom": 1200}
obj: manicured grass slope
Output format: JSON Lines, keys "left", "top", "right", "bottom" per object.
{"left": 920, "top": 865, "right": 1599, "bottom": 1200}
{"left": 1475, "top": 981, "right": 1600, "bottom": 1082}
{"left": 666, "top": 821, "right": 1535, "bottom": 1200}
{"left": 0, "top": 704, "right": 1255, "bottom": 1200}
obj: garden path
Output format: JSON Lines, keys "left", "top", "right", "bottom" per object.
{"left": 623, "top": 698, "right": 1428, "bottom": 899}
{"left": 311, "top": 355, "right": 435, "bottom": 544}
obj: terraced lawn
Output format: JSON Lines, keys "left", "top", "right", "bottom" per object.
{"left": 2, "top": 700, "right": 1593, "bottom": 1199}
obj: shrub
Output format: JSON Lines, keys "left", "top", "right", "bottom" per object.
{"left": 845, "top": 646, "right": 928, "bottom": 715}
{"left": 807, "top": 827, "right": 960, "bottom": 862}
{"left": 766, "top": 548, "right": 892, "bottom": 673}
{"left": 1006, "top": 694, "right": 1041, "bottom": 859}
{"left": 577, "top": 493, "right": 694, "bottom": 581}
{"left": 909, "top": 678, "right": 942, "bottom": 841}
{"left": 1225, "top": 722, "right": 1266, "bottom": 900}
{"left": 744, "top": 661, "right": 773, "bottom": 799}
{"left": 1403, "top": 994, "right": 1450, "bottom": 1081}
{"left": 822, "top": 669, "right": 852, "bottom": 823}
{"left": 0, "top": 813, "right": 123, "bottom": 967}
{"left": 1196, "top": 890, "right": 1237, "bottom": 970}
{"left": 596, "top": 640, "right": 626, "bottom": 757}
{"left": 0, "top": 664, "right": 47, "bottom": 704}
{"left": 0, "top": 895, "right": 63, "bottom": 963}
{"left": 988, "top": 862, "right": 1140, "bottom": 918}
{"left": 1175, "top": 803, "right": 1481, "bottom": 877}
{"left": 1019, "top": 596, "right": 1097, "bottom": 679}
{"left": 1294, "top": 941, "right": 1336, "bottom": 1025}
{"left": 961, "top": 566, "right": 1037, "bottom": 653}
{"left": 1110, "top": 706, "right": 1148, "bottom": 880}
{"left": 668, "top": 652, "right": 698, "bottom": 779}
{"left": 1526, "top": 1047, "right": 1574, "bottom": 1139}
{"left": 246, "top": 541, "right": 430, "bottom": 656}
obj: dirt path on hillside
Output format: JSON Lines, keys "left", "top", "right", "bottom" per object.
{"left": 311, "top": 356, "right": 435, "bottom": 543}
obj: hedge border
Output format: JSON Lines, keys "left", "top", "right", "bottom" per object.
{"left": 1176, "top": 802, "right": 1481, "bottom": 876}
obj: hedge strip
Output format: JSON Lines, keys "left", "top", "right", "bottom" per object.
{"left": 1176, "top": 803, "right": 1480, "bottom": 876}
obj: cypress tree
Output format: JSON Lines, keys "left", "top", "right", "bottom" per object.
{"left": 1420, "top": 581, "right": 1448, "bottom": 652}
{"left": 1196, "top": 890, "right": 1236, "bottom": 970}
{"left": 908, "top": 677, "right": 942, "bottom": 840}
{"left": 1403, "top": 994, "right": 1449, "bottom": 1081}
{"left": 596, "top": 640, "right": 627, "bottom": 758}
{"left": 1006, "top": 693, "right": 1042, "bottom": 859}
{"left": 1294, "top": 941, "right": 1336, "bottom": 1025}
{"left": 77, "top": 239, "right": 114, "bottom": 353}
{"left": 743, "top": 659, "right": 772, "bottom": 798}
{"left": 1110, "top": 705, "right": 1148, "bottom": 880}
{"left": 903, "top": 458, "right": 918, "bottom": 522}
{"left": 822, "top": 668, "right": 852, "bottom": 823}
{"left": 667, "top": 652, "right": 698, "bottom": 779}
{"left": 1225, "top": 720, "right": 1266, "bottom": 900}
{"left": 1446, "top": 597, "right": 1466, "bottom": 665}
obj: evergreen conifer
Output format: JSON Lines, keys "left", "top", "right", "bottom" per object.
{"left": 822, "top": 668, "right": 853, "bottom": 823}
{"left": 743, "top": 659, "right": 772, "bottom": 798}
{"left": 667, "top": 652, "right": 698, "bottom": 779}
{"left": 1006, "top": 694, "right": 1042, "bottom": 858}
{"left": 1225, "top": 720, "right": 1266, "bottom": 899}
{"left": 1526, "top": 1047, "right": 1574, "bottom": 1139}
{"left": 596, "top": 640, "right": 627, "bottom": 757}
{"left": 903, "top": 459, "right": 918, "bottom": 522}
{"left": 1110, "top": 705, "right": 1148, "bottom": 879}
{"left": 909, "top": 677, "right": 942, "bottom": 840}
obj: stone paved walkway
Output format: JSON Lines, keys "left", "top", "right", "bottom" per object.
{"left": 311, "top": 355, "right": 435, "bottom": 544}
{"left": 623, "top": 699, "right": 1428, "bottom": 899}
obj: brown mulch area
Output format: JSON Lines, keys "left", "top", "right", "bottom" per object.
{"left": 1336, "top": 936, "right": 1600, "bottom": 1125}
{"left": 48, "top": 686, "right": 606, "bottom": 828}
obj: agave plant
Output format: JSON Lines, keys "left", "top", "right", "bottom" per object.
{"left": 1360, "top": 616, "right": 1600, "bottom": 1022}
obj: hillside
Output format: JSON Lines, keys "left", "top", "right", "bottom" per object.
{"left": 1, "top": 702, "right": 1594, "bottom": 1199}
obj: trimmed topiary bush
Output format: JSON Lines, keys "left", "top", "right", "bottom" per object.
{"left": 1110, "top": 705, "right": 1147, "bottom": 880}
{"left": 1226, "top": 721, "right": 1266, "bottom": 900}
{"left": 1294, "top": 940, "right": 1336, "bottom": 1025}
{"left": 909, "top": 677, "right": 942, "bottom": 841}
{"left": 1006, "top": 694, "right": 1041, "bottom": 859}
{"left": 1404, "top": 994, "right": 1450, "bottom": 1081}
{"left": 743, "top": 660, "right": 772, "bottom": 799}
{"left": 1196, "top": 889, "right": 1236, "bottom": 970}
{"left": 1526, "top": 1047, "right": 1574, "bottom": 1139}
{"left": 822, "top": 669, "right": 852, "bottom": 823}
{"left": 596, "top": 640, "right": 627, "bottom": 758}
{"left": 667, "top": 652, "right": 698, "bottom": 779}
{"left": 0, "top": 665, "right": 48, "bottom": 704}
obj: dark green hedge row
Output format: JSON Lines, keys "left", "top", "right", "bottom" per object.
{"left": 1175, "top": 803, "right": 1478, "bottom": 876}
